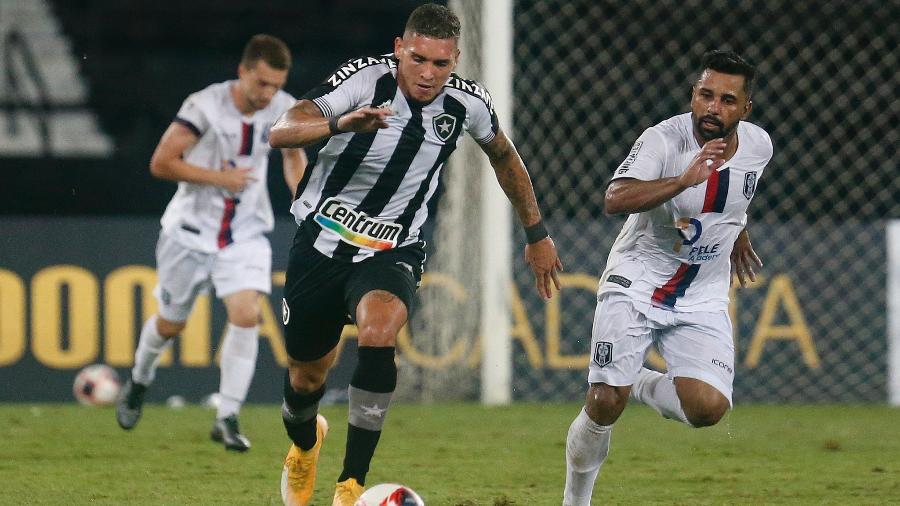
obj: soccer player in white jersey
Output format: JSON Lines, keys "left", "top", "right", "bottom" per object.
{"left": 563, "top": 50, "right": 772, "bottom": 505}
{"left": 268, "top": 4, "right": 563, "bottom": 505}
{"left": 116, "top": 35, "right": 307, "bottom": 452}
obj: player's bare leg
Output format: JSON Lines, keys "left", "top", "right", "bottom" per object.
{"left": 333, "top": 290, "right": 407, "bottom": 505}
{"left": 210, "top": 289, "right": 261, "bottom": 451}
{"left": 673, "top": 377, "right": 729, "bottom": 427}
{"left": 564, "top": 383, "right": 629, "bottom": 506}
{"left": 281, "top": 348, "right": 337, "bottom": 506}
{"left": 631, "top": 369, "right": 728, "bottom": 427}
{"left": 117, "top": 315, "right": 183, "bottom": 430}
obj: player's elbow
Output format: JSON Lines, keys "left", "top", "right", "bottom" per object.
{"left": 603, "top": 191, "right": 624, "bottom": 215}
{"left": 149, "top": 155, "right": 167, "bottom": 179}
{"left": 268, "top": 124, "right": 292, "bottom": 149}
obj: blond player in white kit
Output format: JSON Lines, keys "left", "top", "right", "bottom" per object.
{"left": 116, "top": 35, "right": 307, "bottom": 452}
{"left": 563, "top": 50, "right": 772, "bottom": 505}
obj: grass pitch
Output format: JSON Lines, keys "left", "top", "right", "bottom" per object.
{"left": 1, "top": 402, "right": 898, "bottom": 505}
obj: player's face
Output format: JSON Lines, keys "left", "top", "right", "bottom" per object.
{"left": 237, "top": 60, "right": 288, "bottom": 111}
{"left": 394, "top": 32, "right": 459, "bottom": 103}
{"left": 691, "top": 69, "right": 752, "bottom": 142}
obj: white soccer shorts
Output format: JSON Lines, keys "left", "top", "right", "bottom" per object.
{"left": 153, "top": 232, "right": 272, "bottom": 322}
{"left": 587, "top": 292, "right": 735, "bottom": 404}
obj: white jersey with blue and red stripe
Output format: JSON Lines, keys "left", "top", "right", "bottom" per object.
{"left": 598, "top": 112, "right": 773, "bottom": 312}
{"left": 159, "top": 81, "right": 295, "bottom": 253}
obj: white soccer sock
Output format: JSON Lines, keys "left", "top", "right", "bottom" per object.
{"left": 131, "top": 315, "right": 174, "bottom": 386}
{"left": 216, "top": 323, "right": 259, "bottom": 419}
{"left": 631, "top": 367, "right": 691, "bottom": 425}
{"left": 564, "top": 408, "right": 613, "bottom": 506}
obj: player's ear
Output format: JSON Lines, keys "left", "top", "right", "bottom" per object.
{"left": 393, "top": 37, "right": 404, "bottom": 59}
{"left": 743, "top": 99, "right": 753, "bottom": 119}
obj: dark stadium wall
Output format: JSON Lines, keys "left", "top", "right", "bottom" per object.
{"left": 0, "top": 0, "right": 444, "bottom": 215}
{"left": 0, "top": 217, "right": 886, "bottom": 403}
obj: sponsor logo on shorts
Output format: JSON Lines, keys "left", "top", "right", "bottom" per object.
{"left": 711, "top": 358, "right": 733, "bottom": 375}
{"left": 607, "top": 274, "right": 632, "bottom": 288}
{"left": 593, "top": 341, "right": 613, "bottom": 367}
{"left": 161, "top": 288, "right": 171, "bottom": 306}
{"left": 314, "top": 197, "right": 403, "bottom": 251}
{"left": 281, "top": 298, "right": 290, "bottom": 325}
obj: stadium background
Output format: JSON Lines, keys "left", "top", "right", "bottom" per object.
{"left": 1, "top": 0, "right": 897, "bottom": 405}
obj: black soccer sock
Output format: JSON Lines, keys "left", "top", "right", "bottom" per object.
{"left": 338, "top": 346, "right": 396, "bottom": 485}
{"left": 282, "top": 370, "right": 326, "bottom": 451}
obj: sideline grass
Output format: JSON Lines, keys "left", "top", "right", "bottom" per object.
{"left": 1, "top": 403, "right": 898, "bottom": 505}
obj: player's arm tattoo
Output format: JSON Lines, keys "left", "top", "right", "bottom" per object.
{"left": 480, "top": 129, "right": 543, "bottom": 226}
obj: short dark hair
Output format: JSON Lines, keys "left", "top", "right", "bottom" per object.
{"left": 404, "top": 3, "right": 461, "bottom": 40}
{"left": 241, "top": 34, "right": 291, "bottom": 71}
{"left": 699, "top": 49, "right": 756, "bottom": 96}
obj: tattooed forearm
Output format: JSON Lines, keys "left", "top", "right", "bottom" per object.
{"left": 481, "top": 130, "right": 542, "bottom": 226}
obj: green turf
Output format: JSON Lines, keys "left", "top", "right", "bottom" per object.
{"left": 0, "top": 403, "right": 898, "bottom": 505}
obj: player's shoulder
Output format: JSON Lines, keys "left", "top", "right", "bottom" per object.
{"left": 739, "top": 120, "right": 774, "bottom": 159}
{"left": 638, "top": 113, "right": 688, "bottom": 150}
{"left": 186, "top": 81, "right": 229, "bottom": 105}
{"left": 323, "top": 54, "right": 396, "bottom": 88}
{"left": 443, "top": 73, "right": 494, "bottom": 112}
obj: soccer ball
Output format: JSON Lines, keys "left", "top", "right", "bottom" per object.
{"left": 355, "top": 483, "right": 424, "bottom": 506}
{"left": 73, "top": 364, "right": 121, "bottom": 406}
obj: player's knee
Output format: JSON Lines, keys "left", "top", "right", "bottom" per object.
{"left": 288, "top": 367, "right": 327, "bottom": 394}
{"left": 227, "top": 305, "right": 259, "bottom": 328}
{"left": 357, "top": 323, "right": 399, "bottom": 347}
{"left": 683, "top": 396, "right": 729, "bottom": 427}
{"left": 156, "top": 317, "right": 185, "bottom": 338}
{"left": 584, "top": 383, "right": 629, "bottom": 425}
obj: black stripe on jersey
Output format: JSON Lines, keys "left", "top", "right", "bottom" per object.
{"left": 445, "top": 75, "right": 494, "bottom": 113}
{"left": 239, "top": 122, "right": 254, "bottom": 156}
{"left": 306, "top": 72, "right": 398, "bottom": 238}
{"left": 301, "top": 55, "right": 396, "bottom": 102}
{"left": 173, "top": 117, "right": 202, "bottom": 137}
{"left": 331, "top": 95, "right": 428, "bottom": 259}
{"left": 395, "top": 95, "right": 467, "bottom": 244}
{"left": 711, "top": 168, "right": 730, "bottom": 213}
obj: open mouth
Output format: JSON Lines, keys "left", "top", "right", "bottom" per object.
{"left": 701, "top": 118, "right": 722, "bottom": 129}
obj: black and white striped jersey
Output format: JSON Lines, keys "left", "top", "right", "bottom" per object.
{"left": 289, "top": 54, "right": 499, "bottom": 262}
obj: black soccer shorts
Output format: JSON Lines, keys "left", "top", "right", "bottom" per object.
{"left": 281, "top": 223, "right": 425, "bottom": 361}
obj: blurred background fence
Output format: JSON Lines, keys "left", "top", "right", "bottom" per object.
{"left": 1, "top": 0, "right": 897, "bottom": 404}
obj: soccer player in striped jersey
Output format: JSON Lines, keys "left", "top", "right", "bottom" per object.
{"left": 269, "top": 4, "right": 562, "bottom": 505}
{"left": 563, "top": 50, "right": 772, "bottom": 505}
{"left": 116, "top": 35, "right": 307, "bottom": 453}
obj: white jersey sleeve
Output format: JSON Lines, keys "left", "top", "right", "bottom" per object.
{"left": 611, "top": 127, "right": 667, "bottom": 182}
{"left": 173, "top": 92, "right": 212, "bottom": 137}
{"left": 463, "top": 85, "right": 498, "bottom": 144}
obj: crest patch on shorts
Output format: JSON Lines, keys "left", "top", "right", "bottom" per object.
{"left": 593, "top": 341, "right": 613, "bottom": 367}
{"left": 281, "top": 298, "right": 290, "bottom": 325}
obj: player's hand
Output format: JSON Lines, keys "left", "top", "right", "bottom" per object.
{"left": 337, "top": 106, "right": 392, "bottom": 133}
{"left": 218, "top": 163, "right": 256, "bottom": 193}
{"left": 678, "top": 138, "right": 726, "bottom": 188}
{"left": 731, "top": 229, "right": 762, "bottom": 287}
{"left": 525, "top": 237, "right": 563, "bottom": 300}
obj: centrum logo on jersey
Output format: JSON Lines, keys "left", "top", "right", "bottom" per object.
{"left": 315, "top": 198, "right": 403, "bottom": 251}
